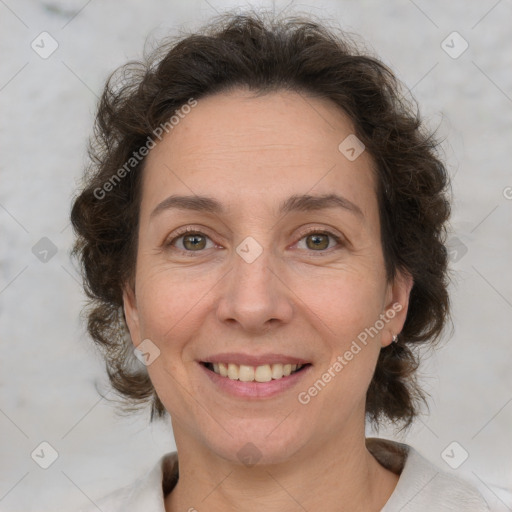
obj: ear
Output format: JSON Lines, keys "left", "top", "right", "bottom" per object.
{"left": 123, "top": 282, "right": 141, "bottom": 347}
{"left": 381, "top": 269, "right": 413, "bottom": 347}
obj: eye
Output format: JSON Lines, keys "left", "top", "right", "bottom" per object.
{"left": 295, "top": 229, "right": 343, "bottom": 252}
{"left": 166, "top": 228, "right": 215, "bottom": 253}
{"left": 165, "top": 226, "right": 344, "bottom": 255}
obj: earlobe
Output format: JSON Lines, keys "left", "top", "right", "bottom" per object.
{"left": 122, "top": 283, "right": 140, "bottom": 347}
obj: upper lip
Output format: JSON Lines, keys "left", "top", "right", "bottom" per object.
{"left": 200, "top": 352, "right": 310, "bottom": 366}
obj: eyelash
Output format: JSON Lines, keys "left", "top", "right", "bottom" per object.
{"left": 164, "top": 226, "right": 344, "bottom": 257}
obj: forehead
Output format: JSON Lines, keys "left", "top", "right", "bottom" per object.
{"left": 140, "top": 89, "right": 376, "bottom": 219}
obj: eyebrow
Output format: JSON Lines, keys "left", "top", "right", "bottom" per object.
{"left": 150, "top": 192, "right": 364, "bottom": 219}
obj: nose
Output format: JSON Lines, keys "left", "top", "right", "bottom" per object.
{"left": 215, "top": 244, "right": 294, "bottom": 334}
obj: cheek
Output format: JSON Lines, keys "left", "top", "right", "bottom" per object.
{"left": 292, "top": 266, "right": 387, "bottom": 340}
{"left": 303, "top": 275, "right": 385, "bottom": 407}
{"left": 135, "top": 265, "right": 212, "bottom": 343}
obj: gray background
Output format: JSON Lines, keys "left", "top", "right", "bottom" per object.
{"left": 0, "top": 0, "right": 511, "bottom": 510}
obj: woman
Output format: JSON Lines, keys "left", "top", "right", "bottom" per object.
{"left": 71, "top": 10, "right": 489, "bottom": 511}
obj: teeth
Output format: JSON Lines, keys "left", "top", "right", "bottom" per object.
{"left": 218, "top": 362, "right": 228, "bottom": 377}
{"left": 254, "top": 364, "right": 272, "bottom": 382}
{"left": 227, "top": 363, "right": 238, "bottom": 380}
{"left": 239, "top": 364, "right": 254, "bottom": 382}
{"left": 209, "top": 362, "right": 305, "bottom": 382}
{"left": 271, "top": 363, "right": 283, "bottom": 379}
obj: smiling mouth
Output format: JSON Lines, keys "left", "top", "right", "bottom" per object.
{"left": 202, "top": 362, "right": 311, "bottom": 382}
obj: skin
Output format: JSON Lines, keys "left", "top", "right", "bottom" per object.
{"left": 123, "top": 88, "right": 413, "bottom": 512}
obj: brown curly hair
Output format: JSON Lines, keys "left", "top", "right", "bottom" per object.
{"left": 71, "top": 10, "right": 451, "bottom": 429}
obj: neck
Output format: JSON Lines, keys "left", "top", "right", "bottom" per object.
{"left": 165, "top": 421, "right": 399, "bottom": 512}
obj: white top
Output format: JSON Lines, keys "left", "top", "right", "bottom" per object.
{"left": 79, "top": 438, "right": 490, "bottom": 511}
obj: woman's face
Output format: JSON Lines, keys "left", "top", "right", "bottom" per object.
{"left": 124, "top": 89, "right": 411, "bottom": 464}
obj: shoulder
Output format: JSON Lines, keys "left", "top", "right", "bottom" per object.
{"left": 76, "top": 452, "right": 178, "bottom": 512}
{"left": 368, "top": 438, "right": 490, "bottom": 512}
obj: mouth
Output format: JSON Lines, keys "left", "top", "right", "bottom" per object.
{"left": 201, "top": 361, "right": 311, "bottom": 383}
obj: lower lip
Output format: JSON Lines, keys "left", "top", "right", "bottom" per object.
{"left": 199, "top": 363, "right": 312, "bottom": 399}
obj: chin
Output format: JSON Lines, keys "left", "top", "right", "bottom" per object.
{"left": 205, "top": 424, "right": 310, "bottom": 467}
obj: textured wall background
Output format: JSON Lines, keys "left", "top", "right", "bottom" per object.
{"left": 0, "top": 0, "right": 511, "bottom": 510}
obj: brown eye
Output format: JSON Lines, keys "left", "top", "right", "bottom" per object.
{"left": 182, "top": 233, "right": 207, "bottom": 250}
{"left": 306, "top": 233, "right": 330, "bottom": 250}
{"left": 167, "top": 230, "right": 214, "bottom": 252}
{"left": 296, "top": 230, "right": 343, "bottom": 252}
